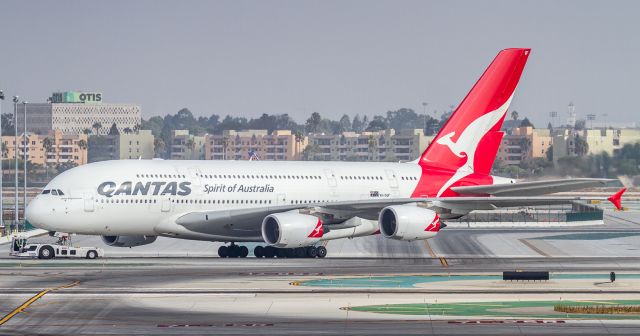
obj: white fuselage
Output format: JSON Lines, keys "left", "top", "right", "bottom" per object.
{"left": 27, "top": 159, "right": 424, "bottom": 241}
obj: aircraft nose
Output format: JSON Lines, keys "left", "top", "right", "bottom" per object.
{"left": 25, "top": 198, "right": 50, "bottom": 230}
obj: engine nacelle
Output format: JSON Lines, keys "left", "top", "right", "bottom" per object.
{"left": 379, "top": 205, "right": 442, "bottom": 241}
{"left": 262, "top": 212, "right": 323, "bottom": 248}
{"left": 101, "top": 235, "right": 157, "bottom": 247}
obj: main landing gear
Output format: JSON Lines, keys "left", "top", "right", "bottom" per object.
{"left": 217, "top": 244, "right": 327, "bottom": 258}
{"left": 253, "top": 245, "right": 327, "bottom": 259}
{"left": 218, "top": 243, "right": 249, "bottom": 258}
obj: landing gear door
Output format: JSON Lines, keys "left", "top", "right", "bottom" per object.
{"left": 385, "top": 170, "right": 398, "bottom": 188}
{"left": 83, "top": 193, "right": 95, "bottom": 212}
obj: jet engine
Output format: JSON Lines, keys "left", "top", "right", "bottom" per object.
{"left": 379, "top": 205, "right": 443, "bottom": 241}
{"left": 101, "top": 235, "right": 157, "bottom": 247}
{"left": 262, "top": 212, "right": 323, "bottom": 248}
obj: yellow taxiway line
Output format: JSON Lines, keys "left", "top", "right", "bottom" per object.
{"left": 0, "top": 280, "right": 79, "bottom": 326}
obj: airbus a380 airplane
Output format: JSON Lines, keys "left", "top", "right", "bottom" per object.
{"left": 25, "top": 48, "right": 625, "bottom": 259}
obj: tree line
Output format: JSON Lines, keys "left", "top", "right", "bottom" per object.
{"left": 141, "top": 107, "right": 453, "bottom": 157}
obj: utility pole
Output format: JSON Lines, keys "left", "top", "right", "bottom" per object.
{"left": 22, "top": 101, "right": 27, "bottom": 231}
{"left": 0, "top": 90, "right": 4, "bottom": 230}
{"left": 12, "top": 96, "right": 18, "bottom": 233}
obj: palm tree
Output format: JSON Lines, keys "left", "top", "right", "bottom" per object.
{"left": 1, "top": 141, "right": 8, "bottom": 159}
{"left": 77, "top": 139, "right": 88, "bottom": 164}
{"left": 82, "top": 128, "right": 92, "bottom": 135}
{"left": 185, "top": 138, "right": 196, "bottom": 159}
{"left": 123, "top": 127, "right": 133, "bottom": 134}
{"left": 294, "top": 131, "right": 304, "bottom": 160}
{"left": 92, "top": 122, "right": 102, "bottom": 135}
{"left": 42, "top": 137, "right": 54, "bottom": 179}
{"left": 302, "top": 144, "right": 319, "bottom": 161}
{"left": 133, "top": 123, "right": 141, "bottom": 133}
{"left": 222, "top": 136, "right": 229, "bottom": 160}
{"left": 511, "top": 110, "right": 519, "bottom": 121}
{"left": 153, "top": 138, "right": 165, "bottom": 158}
{"left": 368, "top": 134, "right": 378, "bottom": 161}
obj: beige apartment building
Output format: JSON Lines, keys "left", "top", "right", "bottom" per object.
{"left": 87, "top": 129, "right": 155, "bottom": 162}
{"left": 553, "top": 128, "right": 640, "bottom": 163}
{"left": 307, "top": 129, "right": 432, "bottom": 162}
{"left": 2, "top": 130, "right": 88, "bottom": 166}
{"left": 497, "top": 126, "right": 552, "bottom": 165}
{"left": 204, "top": 130, "right": 306, "bottom": 161}
{"left": 170, "top": 130, "right": 207, "bottom": 160}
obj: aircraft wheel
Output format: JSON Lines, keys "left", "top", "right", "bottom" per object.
{"left": 229, "top": 245, "right": 240, "bottom": 258}
{"left": 284, "top": 248, "right": 295, "bottom": 258}
{"left": 264, "top": 246, "right": 276, "bottom": 258}
{"left": 316, "top": 246, "right": 327, "bottom": 258}
{"left": 38, "top": 246, "right": 54, "bottom": 260}
{"left": 306, "top": 246, "right": 318, "bottom": 258}
{"left": 239, "top": 246, "right": 249, "bottom": 258}
{"left": 218, "top": 245, "right": 229, "bottom": 258}
{"left": 276, "top": 248, "right": 287, "bottom": 258}
{"left": 254, "top": 246, "right": 264, "bottom": 258}
{"left": 294, "top": 247, "right": 307, "bottom": 258}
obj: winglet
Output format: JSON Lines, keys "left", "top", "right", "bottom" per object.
{"left": 607, "top": 188, "right": 626, "bottom": 210}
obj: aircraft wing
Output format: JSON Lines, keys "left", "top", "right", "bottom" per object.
{"left": 450, "top": 178, "right": 614, "bottom": 196}
{"left": 174, "top": 188, "right": 625, "bottom": 239}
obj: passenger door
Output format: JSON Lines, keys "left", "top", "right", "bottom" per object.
{"left": 161, "top": 198, "right": 171, "bottom": 212}
{"left": 83, "top": 193, "right": 94, "bottom": 212}
{"left": 385, "top": 169, "right": 400, "bottom": 197}
{"left": 276, "top": 193, "right": 287, "bottom": 206}
{"left": 324, "top": 169, "right": 337, "bottom": 187}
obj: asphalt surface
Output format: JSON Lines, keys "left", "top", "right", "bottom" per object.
{"left": 0, "top": 211, "right": 639, "bottom": 335}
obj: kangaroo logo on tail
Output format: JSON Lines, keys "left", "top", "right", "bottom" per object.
{"left": 434, "top": 95, "right": 513, "bottom": 196}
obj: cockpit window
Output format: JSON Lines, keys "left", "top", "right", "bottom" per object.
{"left": 57, "top": 189, "right": 64, "bottom": 196}
{"left": 42, "top": 190, "right": 50, "bottom": 194}
{"left": 51, "top": 190, "right": 58, "bottom": 196}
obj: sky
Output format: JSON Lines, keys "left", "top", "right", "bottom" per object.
{"left": 0, "top": 0, "right": 638, "bottom": 127}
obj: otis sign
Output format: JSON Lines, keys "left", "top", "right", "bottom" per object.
{"left": 98, "top": 181, "right": 191, "bottom": 198}
{"left": 51, "top": 91, "right": 103, "bottom": 104}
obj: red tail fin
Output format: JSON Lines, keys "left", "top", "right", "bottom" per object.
{"left": 412, "top": 48, "right": 530, "bottom": 197}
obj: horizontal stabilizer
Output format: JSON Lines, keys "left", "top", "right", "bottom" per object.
{"left": 451, "top": 178, "right": 614, "bottom": 197}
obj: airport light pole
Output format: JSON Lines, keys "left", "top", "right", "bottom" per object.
{"left": 22, "top": 101, "right": 27, "bottom": 231}
{"left": 12, "top": 96, "right": 18, "bottom": 233}
{"left": 0, "top": 90, "right": 4, "bottom": 231}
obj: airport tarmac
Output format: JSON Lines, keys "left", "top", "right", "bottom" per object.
{"left": 0, "top": 211, "right": 639, "bottom": 335}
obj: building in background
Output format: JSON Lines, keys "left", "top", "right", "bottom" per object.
{"left": 88, "top": 130, "right": 155, "bottom": 162}
{"left": 204, "top": 130, "right": 306, "bottom": 161}
{"left": 170, "top": 130, "right": 206, "bottom": 160}
{"left": 1, "top": 130, "right": 88, "bottom": 166}
{"left": 17, "top": 91, "right": 141, "bottom": 136}
{"left": 307, "top": 129, "right": 432, "bottom": 162}
{"left": 497, "top": 126, "right": 552, "bottom": 165}
{"left": 552, "top": 127, "right": 640, "bottom": 163}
